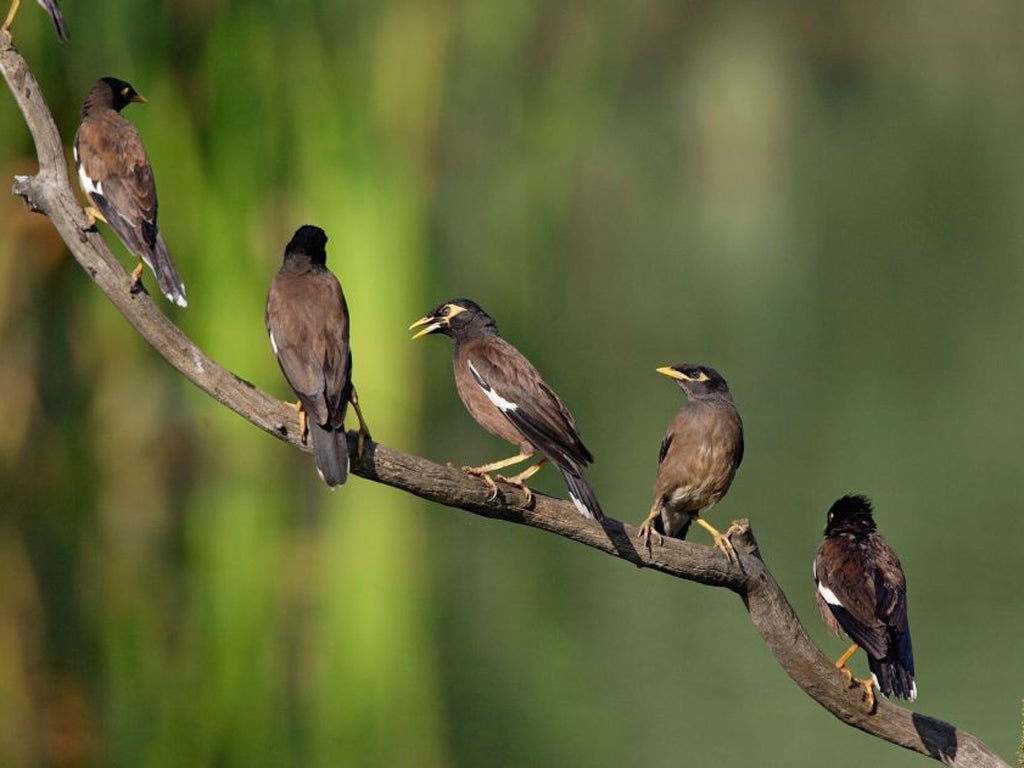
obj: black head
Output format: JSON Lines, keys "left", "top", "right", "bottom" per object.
{"left": 824, "top": 494, "right": 877, "bottom": 537}
{"left": 283, "top": 224, "right": 329, "bottom": 266}
{"left": 83, "top": 77, "right": 147, "bottom": 115}
{"left": 656, "top": 363, "right": 732, "bottom": 399}
{"left": 410, "top": 298, "right": 498, "bottom": 341}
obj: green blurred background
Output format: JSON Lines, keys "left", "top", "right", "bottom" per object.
{"left": 2, "top": 1, "right": 1022, "bottom": 765}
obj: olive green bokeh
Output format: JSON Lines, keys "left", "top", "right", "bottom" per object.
{"left": 1, "top": 2, "right": 1022, "bottom": 766}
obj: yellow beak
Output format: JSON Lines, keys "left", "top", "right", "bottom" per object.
{"left": 132, "top": 94, "right": 148, "bottom": 104}
{"left": 409, "top": 315, "right": 441, "bottom": 340}
{"left": 656, "top": 366, "right": 685, "bottom": 381}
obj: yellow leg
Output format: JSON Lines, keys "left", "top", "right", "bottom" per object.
{"left": 348, "top": 387, "right": 371, "bottom": 457}
{"left": 497, "top": 458, "right": 548, "bottom": 505}
{"left": 693, "top": 515, "right": 741, "bottom": 564}
{"left": 463, "top": 451, "right": 534, "bottom": 476}
{"left": 1, "top": 0, "right": 21, "bottom": 35}
{"left": 637, "top": 503, "right": 664, "bottom": 547}
{"left": 835, "top": 643, "right": 859, "bottom": 670}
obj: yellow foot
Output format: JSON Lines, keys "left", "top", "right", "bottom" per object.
{"left": 695, "top": 516, "right": 742, "bottom": 565}
{"left": 495, "top": 474, "right": 533, "bottom": 506}
{"left": 84, "top": 205, "right": 108, "bottom": 227}
{"left": 637, "top": 505, "right": 663, "bottom": 548}
{"left": 462, "top": 466, "right": 499, "bottom": 501}
{"left": 711, "top": 526, "right": 742, "bottom": 564}
{"left": 495, "top": 458, "right": 545, "bottom": 506}
{"left": 638, "top": 519, "right": 663, "bottom": 547}
{"left": 127, "top": 259, "right": 147, "bottom": 295}
{"left": 291, "top": 400, "right": 308, "bottom": 444}
{"left": 853, "top": 676, "right": 877, "bottom": 712}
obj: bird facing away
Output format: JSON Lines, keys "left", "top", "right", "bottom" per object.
{"left": 637, "top": 364, "right": 744, "bottom": 561}
{"left": 1, "top": 0, "right": 69, "bottom": 41}
{"left": 74, "top": 77, "right": 187, "bottom": 307}
{"left": 266, "top": 225, "right": 371, "bottom": 488}
{"left": 814, "top": 494, "right": 916, "bottom": 711}
{"left": 410, "top": 299, "right": 604, "bottom": 521}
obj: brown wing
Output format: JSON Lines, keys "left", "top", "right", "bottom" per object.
{"left": 463, "top": 337, "right": 593, "bottom": 469}
{"left": 813, "top": 537, "right": 889, "bottom": 659}
{"left": 266, "top": 270, "right": 351, "bottom": 429}
{"left": 75, "top": 112, "right": 159, "bottom": 256}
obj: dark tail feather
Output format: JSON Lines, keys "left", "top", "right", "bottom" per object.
{"left": 43, "top": 0, "right": 69, "bottom": 41}
{"left": 145, "top": 235, "right": 187, "bottom": 307}
{"left": 309, "top": 422, "right": 349, "bottom": 488}
{"left": 868, "top": 653, "right": 916, "bottom": 701}
{"left": 557, "top": 464, "right": 604, "bottom": 522}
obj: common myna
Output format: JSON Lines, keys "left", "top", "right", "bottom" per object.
{"left": 814, "top": 494, "right": 916, "bottom": 710}
{"left": 74, "top": 77, "right": 187, "bottom": 307}
{"left": 266, "top": 225, "right": 371, "bottom": 488}
{"left": 410, "top": 299, "right": 604, "bottom": 521}
{"left": 1, "top": 0, "right": 68, "bottom": 41}
{"left": 638, "top": 364, "right": 744, "bottom": 560}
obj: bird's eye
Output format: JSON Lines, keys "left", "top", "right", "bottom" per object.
{"left": 439, "top": 305, "right": 451, "bottom": 317}
{"left": 121, "top": 88, "right": 131, "bottom": 98}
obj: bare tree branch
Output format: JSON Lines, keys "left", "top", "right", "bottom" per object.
{"left": 0, "top": 34, "right": 1009, "bottom": 768}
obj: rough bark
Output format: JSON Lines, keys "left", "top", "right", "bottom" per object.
{"left": 0, "top": 33, "right": 1009, "bottom": 768}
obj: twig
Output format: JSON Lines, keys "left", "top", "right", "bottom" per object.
{"left": 0, "top": 32, "right": 1009, "bottom": 768}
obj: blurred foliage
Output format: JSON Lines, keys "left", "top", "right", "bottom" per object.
{"left": 2, "top": 1, "right": 1023, "bottom": 766}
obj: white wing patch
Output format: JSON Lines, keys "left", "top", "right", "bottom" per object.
{"left": 468, "top": 359, "right": 518, "bottom": 413}
{"left": 568, "top": 491, "right": 594, "bottom": 520}
{"left": 77, "top": 160, "right": 103, "bottom": 197}
{"left": 269, "top": 329, "right": 278, "bottom": 355}
{"left": 817, "top": 581, "right": 843, "bottom": 607}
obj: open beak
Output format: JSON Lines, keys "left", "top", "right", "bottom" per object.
{"left": 656, "top": 365, "right": 685, "bottom": 381}
{"left": 409, "top": 315, "right": 443, "bottom": 340}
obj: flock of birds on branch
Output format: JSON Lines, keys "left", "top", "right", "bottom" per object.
{"left": 4, "top": 0, "right": 916, "bottom": 715}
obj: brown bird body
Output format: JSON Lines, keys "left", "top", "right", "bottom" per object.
{"left": 266, "top": 225, "right": 369, "bottom": 487}
{"left": 814, "top": 494, "right": 916, "bottom": 707}
{"left": 639, "top": 364, "right": 743, "bottom": 557}
{"left": 411, "top": 299, "right": 603, "bottom": 521}
{"left": 74, "top": 77, "right": 187, "bottom": 307}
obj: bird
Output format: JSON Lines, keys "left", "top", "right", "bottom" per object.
{"left": 410, "top": 298, "right": 604, "bottom": 521}
{"left": 266, "top": 224, "right": 371, "bottom": 488}
{"left": 1, "top": 0, "right": 69, "bottom": 41}
{"left": 814, "top": 494, "right": 916, "bottom": 711}
{"left": 637, "top": 364, "right": 744, "bottom": 561}
{"left": 74, "top": 77, "right": 187, "bottom": 307}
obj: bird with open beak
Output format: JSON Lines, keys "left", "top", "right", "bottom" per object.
{"left": 411, "top": 298, "right": 604, "bottom": 521}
